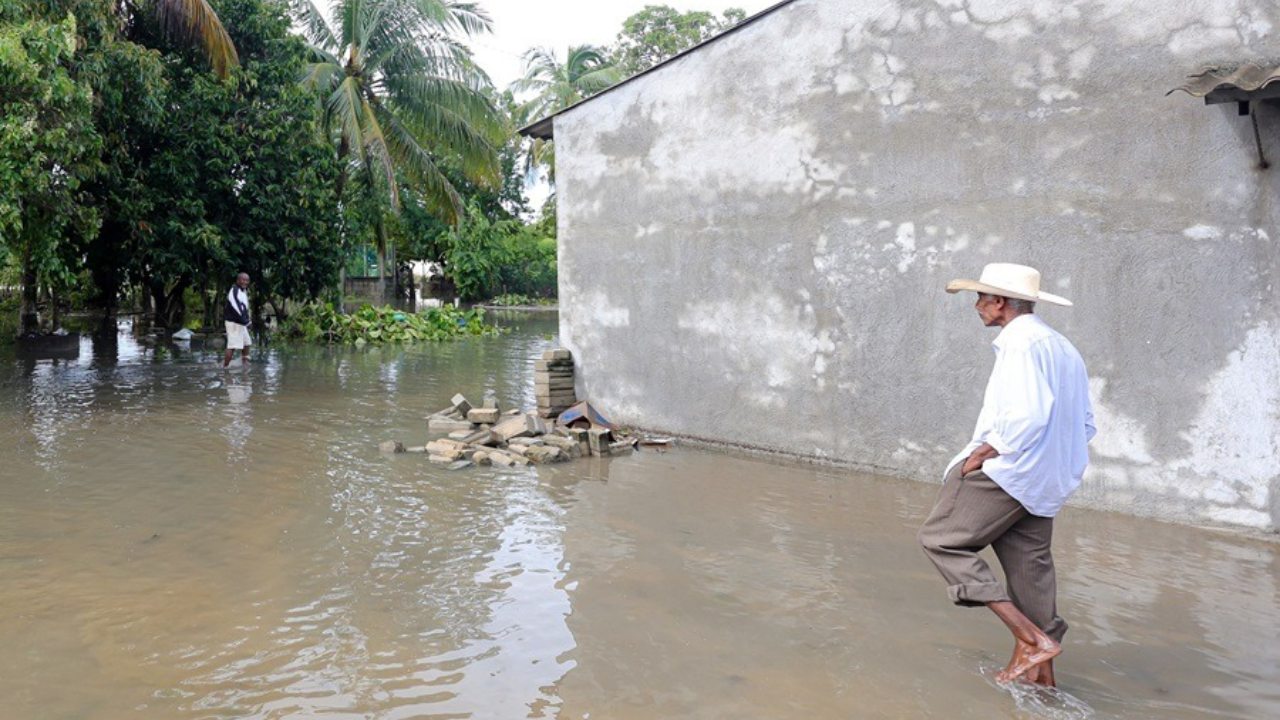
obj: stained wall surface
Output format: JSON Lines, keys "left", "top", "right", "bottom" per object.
{"left": 552, "top": 0, "right": 1280, "bottom": 530}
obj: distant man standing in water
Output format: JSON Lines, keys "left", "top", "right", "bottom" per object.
{"left": 223, "top": 272, "right": 252, "bottom": 368}
{"left": 918, "top": 263, "right": 1095, "bottom": 687}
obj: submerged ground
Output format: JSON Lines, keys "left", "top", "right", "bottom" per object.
{"left": 1, "top": 313, "right": 1277, "bottom": 719}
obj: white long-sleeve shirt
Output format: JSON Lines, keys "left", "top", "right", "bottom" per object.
{"left": 945, "top": 314, "right": 1096, "bottom": 517}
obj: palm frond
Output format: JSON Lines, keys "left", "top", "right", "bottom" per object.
{"left": 288, "top": 0, "right": 339, "bottom": 51}
{"left": 154, "top": 0, "right": 240, "bottom": 77}
{"left": 377, "top": 107, "right": 463, "bottom": 223}
{"left": 359, "top": 101, "right": 398, "bottom": 208}
{"left": 327, "top": 75, "right": 367, "bottom": 162}
{"left": 301, "top": 60, "right": 342, "bottom": 92}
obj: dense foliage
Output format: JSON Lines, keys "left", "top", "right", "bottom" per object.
{"left": 280, "top": 303, "right": 498, "bottom": 345}
{"left": 0, "top": 0, "right": 745, "bottom": 341}
{"left": 0, "top": 3, "right": 101, "bottom": 333}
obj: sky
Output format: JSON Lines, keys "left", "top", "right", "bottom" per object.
{"left": 470, "top": 1, "right": 779, "bottom": 91}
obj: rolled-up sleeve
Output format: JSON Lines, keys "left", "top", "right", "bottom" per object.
{"left": 984, "top": 344, "right": 1055, "bottom": 457}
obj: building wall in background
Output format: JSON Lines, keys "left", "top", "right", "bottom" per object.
{"left": 553, "top": 0, "right": 1280, "bottom": 530}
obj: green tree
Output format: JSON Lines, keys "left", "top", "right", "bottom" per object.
{"left": 394, "top": 91, "right": 532, "bottom": 273}
{"left": 610, "top": 5, "right": 745, "bottom": 77}
{"left": 290, "top": 0, "right": 504, "bottom": 292}
{"left": 511, "top": 45, "right": 620, "bottom": 179}
{"left": 441, "top": 200, "right": 555, "bottom": 302}
{"left": 0, "top": 4, "right": 102, "bottom": 334}
{"left": 119, "top": 0, "right": 342, "bottom": 328}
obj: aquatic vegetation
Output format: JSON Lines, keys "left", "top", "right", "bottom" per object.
{"left": 487, "top": 293, "right": 556, "bottom": 307}
{"left": 280, "top": 304, "right": 499, "bottom": 346}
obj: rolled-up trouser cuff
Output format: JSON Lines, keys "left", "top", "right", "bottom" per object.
{"left": 1043, "top": 616, "right": 1068, "bottom": 643}
{"left": 947, "top": 581, "right": 1011, "bottom": 607}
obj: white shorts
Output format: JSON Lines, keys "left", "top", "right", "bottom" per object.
{"left": 225, "top": 322, "right": 251, "bottom": 350}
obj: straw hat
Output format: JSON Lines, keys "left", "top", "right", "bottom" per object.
{"left": 945, "top": 263, "right": 1072, "bottom": 307}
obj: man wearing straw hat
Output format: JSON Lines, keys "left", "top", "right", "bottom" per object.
{"left": 918, "top": 263, "right": 1095, "bottom": 687}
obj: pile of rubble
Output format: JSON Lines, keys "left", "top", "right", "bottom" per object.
{"left": 380, "top": 348, "right": 643, "bottom": 469}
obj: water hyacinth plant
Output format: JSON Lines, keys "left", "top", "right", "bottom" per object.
{"left": 281, "top": 304, "right": 499, "bottom": 345}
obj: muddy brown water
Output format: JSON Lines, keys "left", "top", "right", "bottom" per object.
{"left": 1, "top": 313, "right": 1278, "bottom": 719}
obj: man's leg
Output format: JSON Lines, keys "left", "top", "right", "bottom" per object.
{"left": 917, "top": 466, "right": 1025, "bottom": 606}
{"left": 993, "top": 513, "right": 1066, "bottom": 686}
{"left": 918, "top": 467, "right": 1060, "bottom": 683}
{"left": 223, "top": 348, "right": 234, "bottom": 367}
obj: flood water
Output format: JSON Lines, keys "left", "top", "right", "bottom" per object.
{"left": 2, "top": 313, "right": 1278, "bottom": 719}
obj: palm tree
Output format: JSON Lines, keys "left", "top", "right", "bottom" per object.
{"left": 511, "top": 45, "right": 620, "bottom": 179}
{"left": 289, "top": 0, "right": 502, "bottom": 296}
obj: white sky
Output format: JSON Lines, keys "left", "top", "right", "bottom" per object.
{"left": 471, "top": 1, "right": 778, "bottom": 91}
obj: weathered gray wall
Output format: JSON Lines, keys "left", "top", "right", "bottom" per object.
{"left": 553, "top": 0, "right": 1280, "bottom": 531}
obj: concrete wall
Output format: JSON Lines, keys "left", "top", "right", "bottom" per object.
{"left": 553, "top": 0, "right": 1280, "bottom": 531}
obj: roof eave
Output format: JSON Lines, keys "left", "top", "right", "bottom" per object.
{"left": 518, "top": 114, "right": 555, "bottom": 140}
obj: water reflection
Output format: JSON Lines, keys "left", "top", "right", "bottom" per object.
{"left": 0, "top": 314, "right": 1278, "bottom": 719}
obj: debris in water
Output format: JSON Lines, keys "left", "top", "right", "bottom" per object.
{"left": 382, "top": 351, "right": 655, "bottom": 469}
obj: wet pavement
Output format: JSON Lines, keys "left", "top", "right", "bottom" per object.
{"left": 1, "top": 313, "right": 1277, "bottom": 719}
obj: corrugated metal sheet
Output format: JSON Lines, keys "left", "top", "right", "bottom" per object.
{"left": 1168, "top": 62, "right": 1280, "bottom": 99}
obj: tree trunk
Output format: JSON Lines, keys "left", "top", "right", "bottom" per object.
{"left": 202, "top": 279, "right": 215, "bottom": 330}
{"left": 149, "top": 281, "right": 167, "bottom": 327}
{"left": 50, "top": 286, "right": 61, "bottom": 331}
{"left": 375, "top": 212, "right": 389, "bottom": 304}
{"left": 18, "top": 244, "right": 39, "bottom": 336}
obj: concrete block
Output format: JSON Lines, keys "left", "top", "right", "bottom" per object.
{"left": 482, "top": 396, "right": 498, "bottom": 410}
{"left": 428, "top": 414, "right": 474, "bottom": 432}
{"left": 426, "top": 440, "right": 467, "bottom": 459}
{"left": 404, "top": 446, "right": 427, "bottom": 454}
{"left": 609, "top": 440, "right": 635, "bottom": 455}
{"left": 537, "top": 391, "right": 578, "bottom": 405}
{"left": 525, "top": 446, "right": 564, "bottom": 464}
{"left": 447, "top": 460, "right": 473, "bottom": 471}
{"left": 489, "top": 451, "right": 516, "bottom": 467}
{"left": 525, "top": 413, "right": 549, "bottom": 435}
{"left": 379, "top": 440, "right": 405, "bottom": 454}
{"left": 472, "top": 450, "right": 492, "bottom": 466}
{"left": 460, "top": 427, "right": 498, "bottom": 446}
{"left": 493, "top": 414, "right": 538, "bottom": 442}
{"left": 588, "top": 428, "right": 614, "bottom": 456}
{"left": 451, "top": 393, "right": 473, "bottom": 416}
{"left": 542, "top": 435, "right": 576, "bottom": 451}
{"left": 534, "top": 359, "right": 574, "bottom": 372}
{"left": 428, "top": 454, "right": 454, "bottom": 465}
{"left": 534, "top": 368, "right": 575, "bottom": 379}
{"left": 542, "top": 348, "right": 573, "bottom": 362}
{"left": 561, "top": 427, "right": 591, "bottom": 456}
{"left": 448, "top": 429, "right": 474, "bottom": 440}
{"left": 467, "top": 408, "right": 500, "bottom": 424}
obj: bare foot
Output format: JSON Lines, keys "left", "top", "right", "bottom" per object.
{"left": 1032, "top": 658, "right": 1056, "bottom": 688}
{"left": 997, "top": 638, "right": 1060, "bottom": 684}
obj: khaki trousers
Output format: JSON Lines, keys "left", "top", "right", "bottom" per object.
{"left": 917, "top": 463, "right": 1068, "bottom": 642}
